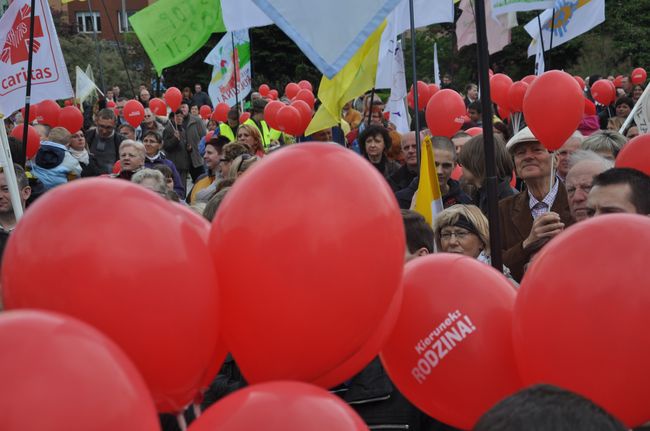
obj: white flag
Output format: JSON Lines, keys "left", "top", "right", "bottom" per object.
{"left": 433, "top": 43, "right": 441, "bottom": 86}
{"left": 633, "top": 86, "right": 650, "bottom": 135}
{"left": 251, "top": 0, "right": 400, "bottom": 78}
{"left": 205, "top": 30, "right": 252, "bottom": 108}
{"left": 75, "top": 66, "right": 102, "bottom": 105}
{"left": 0, "top": 0, "right": 73, "bottom": 117}
{"left": 525, "top": 0, "right": 605, "bottom": 57}
{"left": 385, "top": 42, "right": 409, "bottom": 134}
{"left": 221, "top": 0, "right": 272, "bottom": 31}
{"left": 491, "top": 0, "right": 554, "bottom": 17}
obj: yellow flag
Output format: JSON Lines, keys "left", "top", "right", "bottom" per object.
{"left": 413, "top": 136, "right": 444, "bottom": 226}
{"left": 305, "top": 21, "right": 386, "bottom": 136}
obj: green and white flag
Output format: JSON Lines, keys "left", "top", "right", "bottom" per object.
{"left": 205, "top": 30, "right": 251, "bottom": 108}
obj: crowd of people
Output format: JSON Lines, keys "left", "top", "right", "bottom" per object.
{"left": 1, "top": 71, "right": 649, "bottom": 431}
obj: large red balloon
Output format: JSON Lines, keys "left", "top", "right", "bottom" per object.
{"left": 164, "top": 87, "right": 183, "bottom": 112}
{"left": 199, "top": 105, "right": 212, "bottom": 120}
{"left": 212, "top": 102, "right": 230, "bottom": 122}
{"left": 507, "top": 81, "right": 529, "bottom": 113}
{"left": 275, "top": 105, "right": 303, "bottom": 136}
{"left": 188, "top": 381, "right": 369, "bottom": 431}
{"left": 0, "top": 310, "right": 160, "bottom": 431}
{"left": 37, "top": 99, "right": 61, "bottom": 127}
{"left": 513, "top": 214, "right": 650, "bottom": 428}
{"left": 123, "top": 99, "right": 145, "bottom": 127}
{"left": 290, "top": 99, "right": 312, "bottom": 135}
{"left": 523, "top": 70, "right": 584, "bottom": 151}
{"left": 258, "top": 84, "right": 270, "bottom": 96}
{"left": 10, "top": 124, "right": 41, "bottom": 159}
{"left": 380, "top": 254, "right": 521, "bottom": 430}
{"left": 298, "top": 80, "right": 313, "bottom": 92}
{"left": 264, "top": 100, "right": 284, "bottom": 129}
{"left": 209, "top": 143, "right": 404, "bottom": 384}
{"left": 285, "top": 82, "right": 300, "bottom": 99}
{"left": 149, "top": 97, "right": 167, "bottom": 116}
{"left": 490, "top": 73, "right": 513, "bottom": 107}
{"left": 57, "top": 106, "right": 84, "bottom": 133}
{"left": 295, "top": 88, "right": 315, "bottom": 108}
{"left": 591, "top": 79, "right": 616, "bottom": 105}
{"left": 425, "top": 89, "right": 466, "bottom": 138}
{"left": 615, "top": 134, "right": 650, "bottom": 176}
{"left": 631, "top": 67, "right": 647, "bottom": 85}
{"left": 2, "top": 179, "right": 221, "bottom": 413}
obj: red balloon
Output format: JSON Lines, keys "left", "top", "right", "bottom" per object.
{"left": 507, "top": 81, "right": 529, "bottom": 113}
{"left": 425, "top": 89, "right": 466, "bottom": 138}
{"left": 149, "top": 97, "right": 167, "bottom": 116}
{"left": 205, "top": 131, "right": 215, "bottom": 142}
{"left": 613, "top": 75, "right": 623, "bottom": 88}
{"left": 591, "top": 79, "right": 616, "bottom": 105}
{"left": 199, "top": 105, "right": 212, "bottom": 120}
{"left": 584, "top": 98, "right": 597, "bottom": 116}
{"left": 209, "top": 143, "right": 404, "bottom": 384}
{"left": 522, "top": 75, "right": 537, "bottom": 85}
{"left": 239, "top": 112, "right": 251, "bottom": 123}
{"left": 615, "top": 134, "right": 650, "bottom": 175}
{"left": 523, "top": 70, "right": 584, "bottom": 151}
{"left": 275, "top": 105, "right": 303, "bottom": 136}
{"left": 295, "top": 88, "right": 315, "bottom": 108}
{"left": 188, "top": 381, "right": 369, "bottom": 431}
{"left": 64, "top": 99, "right": 73, "bottom": 106}
{"left": 164, "top": 87, "right": 183, "bottom": 112}
{"left": 0, "top": 310, "right": 160, "bottom": 431}
{"left": 513, "top": 214, "right": 650, "bottom": 428}
{"left": 311, "top": 287, "right": 402, "bottom": 389}
{"left": 57, "top": 106, "right": 84, "bottom": 133}
{"left": 20, "top": 104, "right": 38, "bottom": 123}
{"left": 427, "top": 83, "right": 440, "bottom": 97}
{"left": 298, "top": 80, "right": 313, "bottom": 92}
{"left": 497, "top": 105, "right": 511, "bottom": 120}
{"left": 212, "top": 102, "right": 230, "bottom": 123}
{"left": 258, "top": 84, "right": 270, "bottom": 96}
{"left": 107, "top": 100, "right": 117, "bottom": 109}
{"left": 123, "top": 99, "right": 145, "bottom": 127}
{"left": 10, "top": 124, "right": 40, "bottom": 159}
{"left": 268, "top": 89, "right": 279, "bottom": 100}
{"left": 285, "top": 82, "right": 300, "bottom": 99}
{"left": 631, "top": 67, "right": 647, "bottom": 85}
{"left": 37, "top": 99, "right": 61, "bottom": 127}
{"left": 2, "top": 179, "right": 221, "bottom": 413}
{"left": 574, "top": 75, "right": 586, "bottom": 89}
{"left": 264, "top": 100, "right": 285, "bottom": 130}
{"left": 490, "top": 73, "right": 513, "bottom": 107}
{"left": 380, "top": 255, "right": 521, "bottom": 430}
{"left": 408, "top": 81, "right": 430, "bottom": 111}
{"left": 290, "top": 100, "right": 312, "bottom": 135}
{"left": 465, "top": 127, "right": 483, "bottom": 136}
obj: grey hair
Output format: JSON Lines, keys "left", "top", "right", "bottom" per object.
{"left": 119, "top": 139, "right": 146, "bottom": 158}
{"left": 131, "top": 168, "right": 167, "bottom": 196}
{"left": 568, "top": 150, "right": 614, "bottom": 170}
{"left": 581, "top": 130, "right": 626, "bottom": 158}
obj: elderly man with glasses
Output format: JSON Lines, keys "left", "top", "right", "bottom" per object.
{"left": 84, "top": 108, "right": 126, "bottom": 174}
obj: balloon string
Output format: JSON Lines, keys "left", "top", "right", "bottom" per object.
{"left": 548, "top": 152, "right": 555, "bottom": 213}
{"left": 177, "top": 413, "right": 187, "bottom": 431}
{"left": 193, "top": 403, "right": 202, "bottom": 418}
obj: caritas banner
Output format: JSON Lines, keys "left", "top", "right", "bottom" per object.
{"left": 0, "top": 0, "right": 73, "bottom": 117}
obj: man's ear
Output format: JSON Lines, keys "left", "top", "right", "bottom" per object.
{"left": 416, "top": 247, "right": 429, "bottom": 257}
{"left": 20, "top": 186, "right": 31, "bottom": 203}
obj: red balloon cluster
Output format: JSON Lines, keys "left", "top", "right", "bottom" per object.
{"left": 266, "top": 99, "right": 313, "bottom": 136}
{"left": 10, "top": 124, "right": 40, "bottom": 159}
{"left": 425, "top": 89, "right": 466, "bottom": 138}
{"left": 523, "top": 70, "right": 584, "bottom": 151}
{"left": 514, "top": 214, "right": 650, "bottom": 428}
{"left": 507, "top": 81, "right": 529, "bottom": 113}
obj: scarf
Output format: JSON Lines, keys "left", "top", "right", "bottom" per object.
{"left": 69, "top": 148, "right": 89, "bottom": 165}
{"left": 146, "top": 152, "right": 163, "bottom": 163}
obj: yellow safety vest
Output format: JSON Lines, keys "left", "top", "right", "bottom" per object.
{"left": 244, "top": 118, "right": 280, "bottom": 149}
{"left": 218, "top": 123, "right": 236, "bottom": 142}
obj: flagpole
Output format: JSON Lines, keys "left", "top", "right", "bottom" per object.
{"left": 367, "top": 87, "right": 376, "bottom": 126}
{"left": 87, "top": 0, "right": 106, "bottom": 93}
{"left": 19, "top": 0, "right": 38, "bottom": 168}
{"left": 473, "top": 0, "right": 502, "bottom": 272}
{"left": 231, "top": 33, "right": 240, "bottom": 111}
{"left": 536, "top": 15, "right": 546, "bottom": 67}
{"left": 548, "top": 8, "right": 555, "bottom": 70}
{"left": 408, "top": 0, "right": 422, "bottom": 168}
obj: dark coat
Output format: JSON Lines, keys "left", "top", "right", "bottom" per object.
{"left": 184, "top": 115, "right": 207, "bottom": 169}
{"left": 162, "top": 121, "right": 190, "bottom": 172}
{"left": 191, "top": 91, "right": 213, "bottom": 109}
{"left": 388, "top": 164, "right": 418, "bottom": 193}
{"left": 474, "top": 179, "right": 517, "bottom": 215}
{"left": 145, "top": 153, "right": 186, "bottom": 199}
{"left": 498, "top": 184, "right": 574, "bottom": 282}
{"left": 84, "top": 128, "right": 125, "bottom": 169}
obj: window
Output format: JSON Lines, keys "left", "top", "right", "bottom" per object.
{"left": 117, "top": 10, "right": 136, "bottom": 33}
{"left": 76, "top": 12, "right": 101, "bottom": 33}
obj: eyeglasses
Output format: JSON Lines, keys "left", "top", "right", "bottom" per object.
{"left": 440, "top": 230, "right": 472, "bottom": 241}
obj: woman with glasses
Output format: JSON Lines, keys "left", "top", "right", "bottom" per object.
{"left": 142, "top": 130, "right": 185, "bottom": 199}
{"left": 358, "top": 125, "right": 400, "bottom": 180}
{"left": 434, "top": 204, "right": 516, "bottom": 284}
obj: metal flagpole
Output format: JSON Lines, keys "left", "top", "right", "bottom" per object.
{"left": 408, "top": 0, "right": 422, "bottom": 168}
{"left": 19, "top": 0, "right": 37, "bottom": 168}
{"left": 548, "top": 8, "right": 556, "bottom": 70}
{"left": 231, "top": 33, "right": 240, "bottom": 111}
{"left": 473, "top": 0, "right": 502, "bottom": 272}
{"left": 87, "top": 0, "right": 106, "bottom": 92}
{"left": 536, "top": 15, "right": 546, "bottom": 67}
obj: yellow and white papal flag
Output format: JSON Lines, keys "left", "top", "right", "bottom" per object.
{"left": 413, "top": 136, "right": 444, "bottom": 227}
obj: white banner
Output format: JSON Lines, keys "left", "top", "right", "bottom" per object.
{"left": 525, "top": 0, "right": 605, "bottom": 57}
{"left": 0, "top": 0, "right": 73, "bottom": 117}
{"left": 633, "top": 86, "right": 650, "bottom": 135}
{"left": 384, "top": 42, "right": 409, "bottom": 134}
{"left": 205, "top": 30, "right": 252, "bottom": 108}
{"left": 491, "top": 0, "right": 554, "bottom": 17}
{"left": 221, "top": 0, "right": 272, "bottom": 31}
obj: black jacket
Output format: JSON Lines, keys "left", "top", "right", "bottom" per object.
{"left": 388, "top": 164, "right": 418, "bottom": 193}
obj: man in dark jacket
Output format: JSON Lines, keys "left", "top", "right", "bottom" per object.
{"left": 389, "top": 131, "right": 419, "bottom": 193}
{"left": 85, "top": 108, "right": 125, "bottom": 174}
{"left": 191, "top": 83, "right": 213, "bottom": 109}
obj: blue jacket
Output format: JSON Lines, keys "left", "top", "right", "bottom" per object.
{"left": 31, "top": 141, "right": 82, "bottom": 190}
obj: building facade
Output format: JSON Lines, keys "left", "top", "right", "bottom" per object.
{"left": 62, "top": 0, "right": 154, "bottom": 41}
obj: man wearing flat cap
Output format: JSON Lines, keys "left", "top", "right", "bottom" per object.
{"left": 499, "top": 127, "right": 574, "bottom": 282}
